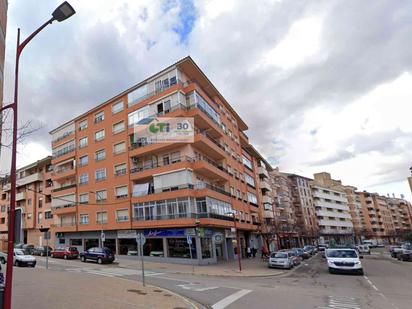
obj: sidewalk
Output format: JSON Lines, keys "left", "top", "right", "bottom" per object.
{"left": 12, "top": 267, "right": 198, "bottom": 309}
{"left": 116, "top": 256, "right": 284, "bottom": 277}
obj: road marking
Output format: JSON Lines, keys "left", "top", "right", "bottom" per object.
{"left": 211, "top": 289, "right": 252, "bottom": 309}
{"left": 177, "top": 283, "right": 219, "bottom": 292}
{"left": 363, "top": 275, "right": 400, "bottom": 309}
{"left": 317, "top": 296, "right": 361, "bottom": 309}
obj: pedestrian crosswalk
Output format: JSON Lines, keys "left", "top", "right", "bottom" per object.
{"left": 65, "top": 267, "right": 165, "bottom": 278}
{"left": 317, "top": 296, "right": 361, "bottom": 309}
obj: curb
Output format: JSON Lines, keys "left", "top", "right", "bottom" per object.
{"left": 167, "top": 270, "right": 285, "bottom": 278}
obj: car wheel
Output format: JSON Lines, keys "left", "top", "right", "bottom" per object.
{"left": 14, "top": 260, "right": 19, "bottom": 267}
{"left": 358, "top": 269, "right": 364, "bottom": 276}
{"left": 50, "top": 253, "right": 54, "bottom": 258}
{"left": 64, "top": 255, "right": 68, "bottom": 260}
{"left": 328, "top": 268, "right": 335, "bottom": 274}
{"left": 81, "top": 256, "right": 86, "bottom": 262}
{"left": 0, "top": 257, "right": 5, "bottom": 264}
{"left": 97, "top": 258, "right": 103, "bottom": 264}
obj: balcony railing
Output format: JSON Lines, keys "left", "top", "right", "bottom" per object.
{"left": 133, "top": 212, "right": 234, "bottom": 222}
{"left": 52, "top": 203, "right": 76, "bottom": 210}
{"left": 52, "top": 144, "right": 75, "bottom": 159}
{"left": 132, "top": 182, "right": 231, "bottom": 198}
{"left": 52, "top": 222, "right": 76, "bottom": 227}
{"left": 52, "top": 184, "right": 76, "bottom": 192}
{"left": 53, "top": 166, "right": 74, "bottom": 175}
{"left": 52, "top": 130, "right": 75, "bottom": 144}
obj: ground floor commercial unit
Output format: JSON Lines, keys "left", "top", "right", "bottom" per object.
{"left": 54, "top": 227, "right": 262, "bottom": 265}
{"left": 318, "top": 233, "right": 355, "bottom": 246}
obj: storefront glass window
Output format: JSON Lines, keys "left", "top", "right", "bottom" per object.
{"left": 143, "top": 238, "right": 164, "bottom": 257}
{"left": 201, "top": 238, "right": 212, "bottom": 259}
{"left": 167, "top": 238, "right": 196, "bottom": 259}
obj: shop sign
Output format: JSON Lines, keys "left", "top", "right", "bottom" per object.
{"left": 186, "top": 228, "right": 196, "bottom": 236}
{"left": 117, "top": 230, "right": 137, "bottom": 239}
{"left": 144, "top": 229, "right": 186, "bottom": 237}
{"left": 213, "top": 233, "right": 224, "bottom": 244}
{"left": 225, "top": 229, "right": 236, "bottom": 238}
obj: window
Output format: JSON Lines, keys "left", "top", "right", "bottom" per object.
{"left": 113, "top": 121, "right": 125, "bottom": 134}
{"left": 79, "top": 173, "right": 88, "bottom": 185}
{"left": 38, "top": 198, "right": 43, "bottom": 208}
{"left": 96, "top": 211, "right": 108, "bottom": 224}
{"left": 80, "top": 214, "right": 89, "bottom": 225}
{"left": 128, "top": 106, "right": 149, "bottom": 127}
{"left": 247, "top": 192, "right": 258, "bottom": 205}
{"left": 167, "top": 238, "right": 196, "bottom": 259}
{"left": 113, "top": 141, "right": 126, "bottom": 154}
{"left": 79, "top": 120, "right": 88, "bottom": 131}
{"left": 79, "top": 193, "right": 89, "bottom": 204}
{"left": 95, "top": 169, "right": 107, "bottom": 182}
{"left": 96, "top": 190, "right": 107, "bottom": 202}
{"left": 94, "top": 111, "right": 104, "bottom": 123}
{"left": 79, "top": 155, "right": 88, "bottom": 167}
{"left": 115, "top": 186, "right": 128, "bottom": 199}
{"left": 95, "top": 130, "right": 105, "bottom": 142}
{"left": 79, "top": 137, "right": 88, "bottom": 148}
{"left": 112, "top": 101, "right": 124, "bottom": 114}
{"left": 95, "top": 149, "right": 106, "bottom": 161}
{"left": 116, "top": 209, "right": 129, "bottom": 222}
{"left": 45, "top": 211, "right": 53, "bottom": 219}
{"left": 70, "top": 239, "right": 82, "bottom": 246}
{"left": 242, "top": 155, "right": 253, "bottom": 169}
{"left": 1, "top": 206, "right": 5, "bottom": 212}
{"left": 114, "top": 163, "right": 127, "bottom": 176}
{"left": 244, "top": 174, "right": 255, "bottom": 187}
{"left": 27, "top": 198, "right": 32, "bottom": 205}
{"left": 37, "top": 213, "right": 43, "bottom": 224}
{"left": 156, "top": 100, "right": 172, "bottom": 115}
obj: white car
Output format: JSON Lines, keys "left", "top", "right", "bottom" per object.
{"left": 268, "top": 252, "right": 294, "bottom": 269}
{"left": 13, "top": 249, "right": 36, "bottom": 267}
{"left": 356, "top": 245, "right": 371, "bottom": 254}
{"left": 325, "top": 248, "right": 363, "bottom": 275}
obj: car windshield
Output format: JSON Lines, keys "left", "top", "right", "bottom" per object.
{"left": 272, "top": 252, "right": 287, "bottom": 258}
{"left": 327, "top": 250, "right": 358, "bottom": 258}
{"left": 15, "top": 250, "right": 24, "bottom": 255}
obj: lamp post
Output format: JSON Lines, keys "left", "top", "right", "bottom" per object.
{"left": 226, "top": 211, "right": 241, "bottom": 272}
{"left": 2, "top": 3, "right": 75, "bottom": 308}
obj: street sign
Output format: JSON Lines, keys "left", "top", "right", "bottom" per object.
{"left": 136, "top": 233, "right": 146, "bottom": 245}
{"left": 186, "top": 235, "right": 192, "bottom": 245}
{"left": 101, "top": 232, "right": 105, "bottom": 242}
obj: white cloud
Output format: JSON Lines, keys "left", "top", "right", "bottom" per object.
{"left": 16, "top": 142, "right": 50, "bottom": 169}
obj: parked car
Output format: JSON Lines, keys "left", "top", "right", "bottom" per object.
{"left": 33, "top": 246, "right": 53, "bottom": 256}
{"left": 397, "top": 244, "right": 412, "bottom": 261}
{"left": 13, "top": 249, "right": 36, "bottom": 267}
{"left": 14, "top": 244, "right": 35, "bottom": 255}
{"left": 325, "top": 248, "right": 363, "bottom": 275}
{"left": 268, "top": 252, "right": 294, "bottom": 269}
{"left": 294, "top": 248, "right": 310, "bottom": 259}
{"left": 281, "top": 250, "right": 301, "bottom": 266}
{"left": 362, "top": 239, "right": 378, "bottom": 248}
{"left": 303, "top": 245, "right": 316, "bottom": 255}
{"left": 356, "top": 245, "right": 371, "bottom": 255}
{"left": 318, "top": 244, "right": 329, "bottom": 251}
{"left": 391, "top": 246, "right": 404, "bottom": 258}
{"left": 50, "top": 247, "right": 79, "bottom": 259}
{"left": 80, "top": 247, "right": 115, "bottom": 264}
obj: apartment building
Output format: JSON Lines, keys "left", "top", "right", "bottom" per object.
{"left": 269, "top": 168, "right": 300, "bottom": 248}
{"left": 343, "top": 186, "right": 365, "bottom": 243}
{"left": 50, "top": 56, "right": 265, "bottom": 264}
{"left": 0, "top": 156, "right": 54, "bottom": 248}
{"left": 358, "top": 192, "right": 396, "bottom": 242}
{"left": 383, "top": 197, "right": 412, "bottom": 241}
{"left": 287, "top": 173, "right": 319, "bottom": 244}
{"left": 310, "top": 173, "right": 354, "bottom": 244}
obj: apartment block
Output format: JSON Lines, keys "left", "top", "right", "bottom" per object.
{"left": 383, "top": 197, "right": 412, "bottom": 240}
{"left": 287, "top": 173, "right": 319, "bottom": 244}
{"left": 0, "top": 156, "right": 54, "bottom": 248}
{"left": 310, "top": 173, "right": 354, "bottom": 244}
{"left": 343, "top": 186, "right": 365, "bottom": 243}
{"left": 49, "top": 57, "right": 265, "bottom": 264}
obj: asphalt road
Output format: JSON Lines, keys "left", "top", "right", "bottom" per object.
{"left": 27, "top": 251, "right": 412, "bottom": 309}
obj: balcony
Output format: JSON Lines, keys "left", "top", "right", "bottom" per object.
{"left": 260, "top": 180, "right": 271, "bottom": 192}
{"left": 263, "top": 210, "right": 274, "bottom": 219}
{"left": 262, "top": 195, "right": 272, "bottom": 205}
{"left": 51, "top": 221, "right": 77, "bottom": 232}
{"left": 52, "top": 183, "right": 76, "bottom": 193}
{"left": 186, "top": 104, "right": 223, "bottom": 138}
{"left": 52, "top": 144, "right": 76, "bottom": 164}
{"left": 52, "top": 203, "right": 77, "bottom": 215}
{"left": 52, "top": 165, "right": 76, "bottom": 180}
{"left": 258, "top": 166, "right": 269, "bottom": 178}
{"left": 193, "top": 132, "right": 226, "bottom": 160}
{"left": 129, "top": 138, "right": 186, "bottom": 157}
{"left": 319, "top": 228, "right": 353, "bottom": 235}
{"left": 16, "top": 192, "right": 26, "bottom": 201}
{"left": 52, "top": 130, "right": 75, "bottom": 146}
{"left": 133, "top": 212, "right": 235, "bottom": 223}
{"left": 3, "top": 172, "right": 44, "bottom": 191}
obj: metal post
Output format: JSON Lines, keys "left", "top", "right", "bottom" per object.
{"left": 234, "top": 215, "right": 242, "bottom": 272}
{"left": 188, "top": 237, "right": 194, "bottom": 274}
{"left": 139, "top": 234, "right": 145, "bottom": 287}
{"left": 46, "top": 236, "right": 49, "bottom": 270}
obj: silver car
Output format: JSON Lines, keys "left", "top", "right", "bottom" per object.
{"left": 268, "top": 252, "right": 294, "bottom": 269}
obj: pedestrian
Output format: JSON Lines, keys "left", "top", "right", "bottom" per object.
{"left": 252, "top": 247, "right": 257, "bottom": 258}
{"left": 0, "top": 263, "right": 4, "bottom": 286}
{"left": 247, "top": 246, "right": 251, "bottom": 258}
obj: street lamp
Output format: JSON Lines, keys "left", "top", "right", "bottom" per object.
{"left": 226, "top": 211, "right": 242, "bottom": 272}
{"left": 2, "top": 2, "right": 75, "bottom": 308}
